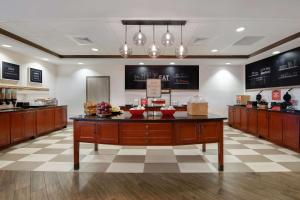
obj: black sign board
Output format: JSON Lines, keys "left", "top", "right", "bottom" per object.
{"left": 246, "top": 47, "right": 300, "bottom": 89}
{"left": 1, "top": 61, "right": 20, "bottom": 80}
{"left": 30, "top": 68, "right": 43, "bottom": 83}
{"left": 125, "top": 65, "right": 199, "bottom": 90}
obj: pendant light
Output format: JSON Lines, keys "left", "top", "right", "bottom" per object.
{"left": 175, "top": 24, "right": 188, "bottom": 58}
{"left": 161, "top": 24, "right": 174, "bottom": 47}
{"left": 133, "top": 25, "right": 147, "bottom": 46}
{"left": 147, "top": 25, "right": 160, "bottom": 58}
{"left": 119, "top": 24, "right": 132, "bottom": 58}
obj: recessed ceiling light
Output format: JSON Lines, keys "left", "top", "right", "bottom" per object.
{"left": 236, "top": 27, "right": 245, "bottom": 32}
{"left": 225, "top": 62, "right": 231, "bottom": 65}
{"left": 1, "top": 44, "right": 12, "bottom": 48}
{"left": 170, "top": 62, "right": 175, "bottom": 65}
{"left": 211, "top": 49, "right": 218, "bottom": 53}
{"left": 139, "top": 62, "right": 144, "bottom": 65}
{"left": 91, "top": 48, "right": 99, "bottom": 52}
{"left": 42, "top": 58, "right": 49, "bottom": 61}
{"left": 272, "top": 51, "right": 280, "bottom": 55}
{"left": 78, "top": 62, "right": 84, "bottom": 65}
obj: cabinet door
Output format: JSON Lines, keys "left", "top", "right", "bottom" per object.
{"left": 24, "top": 111, "right": 36, "bottom": 138}
{"left": 119, "top": 123, "right": 146, "bottom": 145}
{"left": 10, "top": 112, "right": 24, "bottom": 143}
{"left": 247, "top": 109, "right": 258, "bottom": 135}
{"left": 199, "top": 121, "right": 221, "bottom": 143}
{"left": 268, "top": 112, "right": 283, "bottom": 144}
{"left": 240, "top": 108, "right": 248, "bottom": 131}
{"left": 0, "top": 113, "right": 10, "bottom": 147}
{"left": 54, "top": 107, "right": 67, "bottom": 129}
{"left": 36, "top": 109, "right": 47, "bottom": 135}
{"left": 233, "top": 107, "right": 241, "bottom": 129}
{"left": 175, "top": 123, "right": 198, "bottom": 144}
{"left": 74, "top": 121, "right": 97, "bottom": 143}
{"left": 147, "top": 123, "right": 173, "bottom": 145}
{"left": 97, "top": 122, "right": 118, "bottom": 144}
{"left": 228, "top": 107, "right": 234, "bottom": 126}
{"left": 257, "top": 110, "right": 268, "bottom": 138}
{"left": 36, "top": 109, "right": 55, "bottom": 135}
{"left": 283, "top": 114, "right": 300, "bottom": 150}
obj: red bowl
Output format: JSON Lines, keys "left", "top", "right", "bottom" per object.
{"left": 160, "top": 109, "right": 176, "bottom": 116}
{"left": 129, "top": 109, "right": 145, "bottom": 116}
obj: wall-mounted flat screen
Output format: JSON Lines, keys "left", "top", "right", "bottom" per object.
{"left": 29, "top": 68, "right": 43, "bottom": 83}
{"left": 245, "top": 47, "right": 300, "bottom": 89}
{"left": 125, "top": 65, "right": 199, "bottom": 90}
{"left": 1, "top": 61, "right": 20, "bottom": 80}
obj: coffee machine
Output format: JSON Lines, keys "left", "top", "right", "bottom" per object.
{"left": 0, "top": 88, "right": 17, "bottom": 109}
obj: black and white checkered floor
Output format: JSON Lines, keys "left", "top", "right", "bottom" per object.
{"left": 1, "top": 125, "right": 300, "bottom": 173}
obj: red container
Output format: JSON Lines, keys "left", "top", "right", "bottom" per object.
{"left": 129, "top": 109, "right": 145, "bottom": 116}
{"left": 160, "top": 109, "right": 176, "bottom": 116}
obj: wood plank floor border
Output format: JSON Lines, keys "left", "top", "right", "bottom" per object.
{"left": 1, "top": 171, "right": 300, "bottom": 200}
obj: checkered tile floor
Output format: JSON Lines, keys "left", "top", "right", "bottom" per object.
{"left": 1, "top": 125, "right": 300, "bottom": 173}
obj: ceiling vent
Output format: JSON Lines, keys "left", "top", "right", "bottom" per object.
{"left": 69, "top": 36, "right": 93, "bottom": 45}
{"left": 192, "top": 37, "right": 208, "bottom": 46}
{"left": 233, "top": 36, "right": 264, "bottom": 46}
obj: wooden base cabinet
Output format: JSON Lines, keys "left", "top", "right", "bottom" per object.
{"left": 228, "top": 106, "right": 300, "bottom": 152}
{"left": 268, "top": 112, "right": 283, "bottom": 145}
{"left": 257, "top": 110, "right": 268, "bottom": 138}
{"left": 283, "top": 114, "right": 300, "bottom": 150}
{"left": 36, "top": 108, "right": 55, "bottom": 136}
{"left": 0, "top": 113, "right": 10, "bottom": 147}
{"left": 240, "top": 108, "right": 248, "bottom": 132}
{"left": 247, "top": 109, "right": 257, "bottom": 135}
{"left": 10, "top": 111, "right": 36, "bottom": 143}
{"left": 0, "top": 106, "right": 67, "bottom": 149}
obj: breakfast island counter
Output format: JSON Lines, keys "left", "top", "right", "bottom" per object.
{"left": 70, "top": 112, "right": 226, "bottom": 171}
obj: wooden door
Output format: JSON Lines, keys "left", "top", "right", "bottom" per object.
{"left": 119, "top": 123, "right": 146, "bottom": 145}
{"left": 37, "top": 108, "right": 55, "bottom": 135}
{"left": 54, "top": 107, "right": 67, "bottom": 129}
{"left": 283, "top": 114, "right": 300, "bottom": 150}
{"left": 24, "top": 111, "right": 36, "bottom": 138}
{"left": 175, "top": 122, "right": 198, "bottom": 144}
{"left": 240, "top": 108, "right": 248, "bottom": 131}
{"left": 233, "top": 107, "right": 241, "bottom": 129}
{"left": 0, "top": 113, "right": 10, "bottom": 147}
{"left": 147, "top": 123, "right": 173, "bottom": 145}
{"left": 257, "top": 110, "right": 268, "bottom": 138}
{"left": 10, "top": 112, "right": 24, "bottom": 143}
{"left": 97, "top": 122, "right": 118, "bottom": 144}
{"left": 247, "top": 109, "right": 258, "bottom": 135}
{"left": 268, "top": 112, "right": 283, "bottom": 144}
{"left": 74, "top": 121, "right": 97, "bottom": 143}
{"left": 199, "top": 121, "right": 221, "bottom": 143}
{"left": 228, "top": 106, "right": 234, "bottom": 126}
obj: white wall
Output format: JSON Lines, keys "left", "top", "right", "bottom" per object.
{"left": 0, "top": 48, "right": 58, "bottom": 102}
{"left": 56, "top": 62, "right": 244, "bottom": 117}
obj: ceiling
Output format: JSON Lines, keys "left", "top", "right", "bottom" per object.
{"left": 0, "top": 0, "right": 300, "bottom": 65}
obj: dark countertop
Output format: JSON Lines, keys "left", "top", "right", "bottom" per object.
{"left": 0, "top": 105, "right": 67, "bottom": 113}
{"left": 70, "top": 111, "right": 226, "bottom": 122}
{"left": 228, "top": 105, "right": 300, "bottom": 116}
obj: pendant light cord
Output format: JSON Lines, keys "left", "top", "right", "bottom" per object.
{"left": 125, "top": 24, "right": 127, "bottom": 44}
{"left": 180, "top": 24, "right": 183, "bottom": 45}
{"left": 153, "top": 25, "right": 155, "bottom": 44}
{"left": 139, "top": 25, "right": 141, "bottom": 32}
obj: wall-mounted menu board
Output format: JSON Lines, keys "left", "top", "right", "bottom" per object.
{"left": 246, "top": 47, "right": 300, "bottom": 89}
{"left": 29, "top": 68, "right": 43, "bottom": 83}
{"left": 1, "top": 61, "right": 20, "bottom": 80}
{"left": 125, "top": 65, "right": 199, "bottom": 90}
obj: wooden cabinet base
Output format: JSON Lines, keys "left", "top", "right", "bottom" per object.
{"left": 228, "top": 106, "right": 300, "bottom": 153}
{"left": 73, "top": 120, "right": 224, "bottom": 171}
{"left": 0, "top": 106, "right": 67, "bottom": 150}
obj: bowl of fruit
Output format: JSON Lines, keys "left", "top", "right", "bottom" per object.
{"left": 160, "top": 106, "right": 176, "bottom": 116}
{"left": 129, "top": 106, "right": 145, "bottom": 116}
{"left": 96, "top": 102, "right": 112, "bottom": 117}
